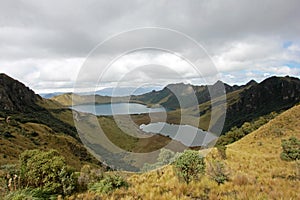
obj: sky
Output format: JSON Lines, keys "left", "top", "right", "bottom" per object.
{"left": 1, "top": 0, "right": 300, "bottom": 93}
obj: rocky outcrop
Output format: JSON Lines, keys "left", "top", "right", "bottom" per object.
{"left": 0, "top": 73, "right": 42, "bottom": 112}
{"left": 223, "top": 76, "right": 300, "bottom": 132}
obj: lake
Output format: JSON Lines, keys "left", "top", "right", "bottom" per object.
{"left": 140, "top": 122, "right": 217, "bottom": 147}
{"left": 72, "top": 103, "right": 165, "bottom": 116}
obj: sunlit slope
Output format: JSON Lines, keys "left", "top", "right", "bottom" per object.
{"left": 223, "top": 103, "right": 300, "bottom": 198}
{"left": 75, "top": 104, "right": 300, "bottom": 199}
{"left": 0, "top": 121, "right": 100, "bottom": 170}
{"left": 51, "top": 93, "right": 143, "bottom": 106}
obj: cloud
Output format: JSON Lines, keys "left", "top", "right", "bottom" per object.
{"left": 213, "top": 37, "right": 285, "bottom": 71}
{"left": 0, "top": 0, "right": 300, "bottom": 92}
{"left": 0, "top": 58, "right": 83, "bottom": 92}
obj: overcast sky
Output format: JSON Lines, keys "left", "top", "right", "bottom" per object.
{"left": 1, "top": 0, "right": 300, "bottom": 93}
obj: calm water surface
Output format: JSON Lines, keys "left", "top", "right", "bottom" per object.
{"left": 140, "top": 122, "right": 217, "bottom": 146}
{"left": 72, "top": 103, "right": 165, "bottom": 116}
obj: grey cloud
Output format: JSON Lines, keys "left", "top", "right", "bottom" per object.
{"left": 0, "top": 0, "right": 300, "bottom": 92}
{"left": 1, "top": 0, "right": 300, "bottom": 59}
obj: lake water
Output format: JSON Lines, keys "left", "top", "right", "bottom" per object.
{"left": 72, "top": 103, "right": 165, "bottom": 116}
{"left": 140, "top": 122, "right": 217, "bottom": 147}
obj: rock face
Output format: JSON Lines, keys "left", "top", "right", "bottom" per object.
{"left": 0, "top": 73, "right": 41, "bottom": 112}
{"left": 223, "top": 76, "right": 300, "bottom": 132}
{"left": 0, "top": 73, "right": 78, "bottom": 140}
{"left": 134, "top": 75, "right": 300, "bottom": 133}
{"left": 133, "top": 81, "right": 240, "bottom": 110}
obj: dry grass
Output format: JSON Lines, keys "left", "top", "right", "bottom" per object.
{"left": 0, "top": 120, "right": 98, "bottom": 170}
{"left": 71, "top": 104, "right": 300, "bottom": 199}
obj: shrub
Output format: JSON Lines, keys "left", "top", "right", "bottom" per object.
{"left": 142, "top": 148, "right": 176, "bottom": 172}
{"left": 216, "top": 112, "right": 277, "bottom": 146}
{"left": 207, "top": 160, "right": 229, "bottom": 185}
{"left": 19, "top": 149, "right": 77, "bottom": 196}
{"left": 78, "top": 165, "right": 103, "bottom": 191}
{"left": 157, "top": 148, "right": 176, "bottom": 165}
{"left": 4, "top": 188, "right": 57, "bottom": 200}
{"left": 216, "top": 145, "right": 227, "bottom": 159}
{"left": 0, "top": 164, "right": 20, "bottom": 192}
{"left": 280, "top": 137, "right": 300, "bottom": 161}
{"left": 89, "top": 174, "right": 128, "bottom": 194}
{"left": 173, "top": 150, "right": 205, "bottom": 183}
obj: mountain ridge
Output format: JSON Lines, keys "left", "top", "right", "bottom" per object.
{"left": 0, "top": 73, "right": 42, "bottom": 112}
{"left": 50, "top": 75, "right": 300, "bottom": 134}
{"left": 0, "top": 73, "right": 101, "bottom": 169}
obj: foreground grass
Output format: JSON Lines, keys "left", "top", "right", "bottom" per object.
{"left": 69, "top": 105, "right": 300, "bottom": 199}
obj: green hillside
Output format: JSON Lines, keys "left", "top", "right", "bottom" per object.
{"left": 71, "top": 104, "right": 300, "bottom": 199}
{"left": 0, "top": 74, "right": 100, "bottom": 169}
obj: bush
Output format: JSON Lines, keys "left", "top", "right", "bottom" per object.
{"left": 207, "top": 160, "right": 229, "bottom": 185}
{"left": 216, "top": 145, "right": 227, "bottom": 160}
{"left": 89, "top": 174, "right": 128, "bottom": 194}
{"left": 142, "top": 148, "right": 176, "bottom": 172}
{"left": 19, "top": 149, "right": 77, "bottom": 196}
{"left": 216, "top": 112, "right": 277, "bottom": 146}
{"left": 157, "top": 148, "right": 176, "bottom": 165}
{"left": 173, "top": 150, "right": 205, "bottom": 183}
{"left": 78, "top": 165, "right": 103, "bottom": 191}
{"left": 280, "top": 137, "right": 300, "bottom": 161}
{"left": 4, "top": 188, "right": 57, "bottom": 200}
{"left": 0, "top": 164, "right": 20, "bottom": 192}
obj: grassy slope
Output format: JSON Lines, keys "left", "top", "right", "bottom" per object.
{"left": 74, "top": 104, "right": 300, "bottom": 199}
{"left": 51, "top": 93, "right": 143, "bottom": 107}
{"left": 51, "top": 84, "right": 246, "bottom": 133}
{"left": 47, "top": 103, "right": 186, "bottom": 170}
{"left": 0, "top": 121, "right": 99, "bottom": 170}
{"left": 223, "top": 103, "right": 300, "bottom": 199}
{"left": 0, "top": 98, "right": 101, "bottom": 170}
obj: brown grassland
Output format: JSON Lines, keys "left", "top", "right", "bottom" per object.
{"left": 70, "top": 104, "right": 300, "bottom": 199}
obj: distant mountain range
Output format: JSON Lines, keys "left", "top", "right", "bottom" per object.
{"left": 1, "top": 73, "right": 300, "bottom": 170}
{"left": 40, "top": 86, "right": 163, "bottom": 98}
{"left": 2, "top": 73, "right": 300, "bottom": 140}
{"left": 52, "top": 75, "right": 300, "bottom": 134}
{"left": 133, "top": 76, "right": 300, "bottom": 133}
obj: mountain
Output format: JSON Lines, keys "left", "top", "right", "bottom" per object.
{"left": 133, "top": 76, "right": 300, "bottom": 133}
{"left": 40, "top": 86, "right": 163, "bottom": 99}
{"left": 0, "top": 74, "right": 184, "bottom": 171}
{"left": 0, "top": 74, "right": 100, "bottom": 169}
{"left": 222, "top": 76, "right": 300, "bottom": 132}
{"left": 0, "top": 73, "right": 42, "bottom": 112}
{"left": 39, "top": 92, "right": 65, "bottom": 99}
{"left": 51, "top": 76, "right": 300, "bottom": 134}
{"left": 0, "top": 74, "right": 78, "bottom": 139}
{"left": 51, "top": 93, "right": 143, "bottom": 106}
{"left": 94, "top": 86, "right": 163, "bottom": 97}
{"left": 132, "top": 81, "right": 241, "bottom": 110}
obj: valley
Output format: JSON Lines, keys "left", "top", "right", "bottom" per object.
{"left": 0, "top": 73, "right": 299, "bottom": 199}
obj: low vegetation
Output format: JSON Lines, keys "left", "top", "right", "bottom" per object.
{"left": 142, "top": 148, "right": 176, "bottom": 172}
{"left": 1, "top": 74, "right": 300, "bottom": 199}
{"left": 67, "top": 104, "right": 300, "bottom": 199}
{"left": 19, "top": 149, "right": 77, "bottom": 196}
{"left": 1, "top": 149, "right": 78, "bottom": 199}
{"left": 0, "top": 118, "right": 99, "bottom": 169}
{"left": 1, "top": 104, "right": 299, "bottom": 199}
{"left": 207, "top": 159, "right": 229, "bottom": 185}
{"left": 88, "top": 174, "right": 128, "bottom": 194}
{"left": 216, "top": 112, "right": 278, "bottom": 147}
{"left": 173, "top": 150, "right": 205, "bottom": 184}
{"left": 280, "top": 136, "right": 300, "bottom": 161}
